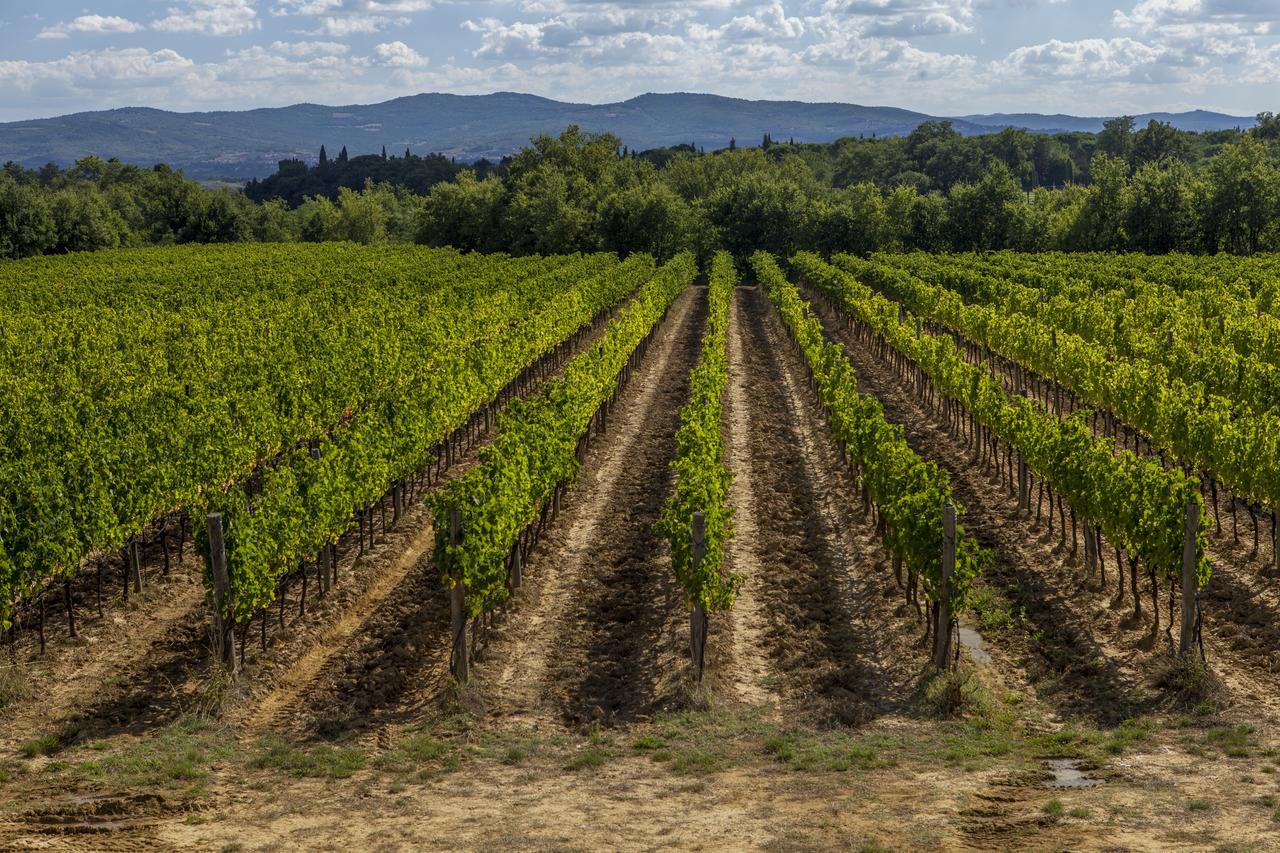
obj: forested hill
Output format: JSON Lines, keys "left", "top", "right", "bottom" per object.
{"left": 0, "top": 92, "right": 1255, "bottom": 180}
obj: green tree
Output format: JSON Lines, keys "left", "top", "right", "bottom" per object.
{"left": 1126, "top": 159, "right": 1199, "bottom": 252}
{"left": 944, "top": 161, "right": 1026, "bottom": 250}
{"left": 598, "top": 180, "right": 692, "bottom": 261}
{"left": 417, "top": 170, "right": 506, "bottom": 251}
{"left": 1131, "top": 120, "right": 1188, "bottom": 166}
{"left": 49, "top": 188, "right": 122, "bottom": 253}
{"left": 1199, "top": 135, "right": 1278, "bottom": 254}
{"left": 1097, "top": 116, "right": 1135, "bottom": 160}
{"left": 808, "top": 183, "right": 889, "bottom": 255}
{"left": 0, "top": 178, "right": 56, "bottom": 258}
{"left": 1066, "top": 153, "right": 1130, "bottom": 250}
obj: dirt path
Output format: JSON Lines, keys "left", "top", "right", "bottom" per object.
{"left": 710, "top": 289, "right": 778, "bottom": 708}
{"left": 240, "top": 516, "right": 440, "bottom": 737}
{"left": 713, "top": 288, "right": 921, "bottom": 724}
{"left": 480, "top": 287, "right": 703, "bottom": 728}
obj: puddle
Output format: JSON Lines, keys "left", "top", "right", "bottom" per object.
{"left": 1044, "top": 758, "right": 1102, "bottom": 789}
{"left": 957, "top": 622, "right": 991, "bottom": 666}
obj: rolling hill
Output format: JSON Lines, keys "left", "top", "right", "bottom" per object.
{"left": 0, "top": 92, "right": 1255, "bottom": 180}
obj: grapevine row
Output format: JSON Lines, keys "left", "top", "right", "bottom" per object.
{"left": 0, "top": 247, "right": 612, "bottom": 625}
{"left": 751, "top": 252, "right": 982, "bottom": 623}
{"left": 433, "top": 253, "right": 697, "bottom": 620}
{"left": 843, "top": 253, "right": 1278, "bottom": 566}
{"left": 201, "top": 254, "right": 657, "bottom": 621}
{"left": 793, "top": 253, "right": 1210, "bottom": 613}
{"left": 656, "top": 250, "right": 741, "bottom": 618}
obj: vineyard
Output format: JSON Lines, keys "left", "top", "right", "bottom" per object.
{"left": 2, "top": 244, "right": 1280, "bottom": 850}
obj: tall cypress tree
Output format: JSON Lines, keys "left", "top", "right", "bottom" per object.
{"left": 319, "top": 144, "right": 328, "bottom": 166}
{"left": 381, "top": 145, "right": 387, "bottom": 160}
{"left": 338, "top": 146, "right": 348, "bottom": 164}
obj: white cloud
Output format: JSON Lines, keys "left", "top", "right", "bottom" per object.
{"left": 309, "top": 14, "right": 401, "bottom": 34}
{"left": 272, "top": 0, "right": 432, "bottom": 17}
{"left": 373, "top": 41, "right": 429, "bottom": 67}
{"left": 37, "top": 15, "right": 145, "bottom": 39}
{"left": 269, "top": 40, "right": 350, "bottom": 56}
{"left": 995, "top": 37, "right": 1176, "bottom": 80}
{"left": 153, "top": 0, "right": 260, "bottom": 37}
{"left": 821, "top": 0, "right": 976, "bottom": 37}
{"left": 0, "top": 48, "right": 195, "bottom": 94}
{"left": 1115, "top": 0, "right": 1277, "bottom": 34}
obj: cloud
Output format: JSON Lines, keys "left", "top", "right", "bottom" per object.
{"left": 821, "top": 0, "right": 976, "bottom": 37}
{"left": 37, "top": 15, "right": 145, "bottom": 39}
{"left": 995, "top": 37, "right": 1175, "bottom": 80}
{"left": 373, "top": 41, "right": 429, "bottom": 67}
{"left": 0, "top": 48, "right": 196, "bottom": 94}
{"left": 308, "top": 14, "right": 403, "bottom": 35}
{"left": 1114, "top": 0, "right": 1277, "bottom": 34}
{"left": 153, "top": 0, "right": 261, "bottom": 37}
{"left": 269, "top": 40, "right": 350, "bottom": 56}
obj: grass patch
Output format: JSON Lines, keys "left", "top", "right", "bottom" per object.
{"left": 1205, "top": 725, "right": 1254, "bottom": 758}
{"left": 1157, "top": 654, "right": 1220, "bottom": 705}
{"left": 935, "top": 711, "right": 1017, "bottom": 770}
{"left": 564, "top": 747, "right": 609, "bottom": 771}
{"left": 20, "top": 733, "right": 59, "bottom": 758}
{"left": 1102, "top": 717, "right": 1155, "bottom": 756}
{"left": 764, "top": 732, "right": 898, "bottom": 772}
{"left": 918, "top": 667, "right": 986, "bottom": 719}
{"left": 1186, "top": 799, "right": 1214, "bottom": 813}
{"left": 670, "top": 749, "right": 724, "bottom": 775}
{"left": 0, "top": 661, "right": 32, "bottom": 710}
{"left": 252, "top": 738, "right": 367, "bottom": 779}
{"left": 1068, "top": 806, "right": 1091, "bottom": 819}
{"left": 375, "top": 734, "right": 452, "bottom": 776}
{"left": 1042, "top": 799, "right": 1064, "bottom": 816}
{"left": 75, "top": 718, "right": 234, "bottom": 789}
{"left": 632, "top": 734, "right": 666, "bottom": 751}
{"left": 970, "top": 587, "right": 1018, "bottom": 635}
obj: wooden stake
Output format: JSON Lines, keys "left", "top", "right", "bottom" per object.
{"left": 449, "top": 510, "right": 469, "bottom": 682}
{"left": 690, "top": 512, "right": 709, "bottom": 682}
{"left": 206, "top": 513, "right": 237, "bottom": 673}
{"left": 130, "top": 540, "right": 143, "bottom": 595}
{"left": 1179, "top": 500, "right": 1200, "bottom": 656}
{"left": 64, "top": 581, "right": 76, "bottom": 640}
{"left": 932, "top": 505, "right": 956, "bottom": 669}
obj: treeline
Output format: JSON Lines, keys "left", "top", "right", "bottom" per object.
{"left": 2, "top": 114, "right": 1279, "bottom": 261}
{"left": 243, "top": 145, "right": 506, "bottom": 207}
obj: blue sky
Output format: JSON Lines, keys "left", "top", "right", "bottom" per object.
{"left": 1, "top": 1, "right": 1277, "bottom": 121}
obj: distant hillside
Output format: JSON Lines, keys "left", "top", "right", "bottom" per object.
{"left": 0, "top": 92, "right": 1258, "bottom": 180}
{"left": 956, "top": 109, "right": 1253, "bottom": 134}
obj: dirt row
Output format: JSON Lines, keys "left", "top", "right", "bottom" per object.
{"left": 708, "top": 287, "right": 924, "bottom": 722}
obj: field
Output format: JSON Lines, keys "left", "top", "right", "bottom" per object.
{"left": 2, "top": 245, "right": 1280, "bottom": 851}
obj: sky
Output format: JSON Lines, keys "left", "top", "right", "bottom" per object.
{"left": 0, "top": 0, "right": 1277, "bottom": 122}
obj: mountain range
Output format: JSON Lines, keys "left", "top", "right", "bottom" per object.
{"left": 0, "top": 92, "right": 1256, "bottom": 180}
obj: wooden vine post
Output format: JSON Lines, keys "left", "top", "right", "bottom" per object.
{"left": 206, "top": 513, "right": 237, "bottom": 673}
{"left": 1179, "top": 500, "right": 1201, "bottom": 657}
{"left": 448, "top": 509, "right": 470, "bottom": 683}
{"left": 690, "top": 512, "right": 709, "bottom": 682}
{"left": 1273, "top": 506, "right": 1279, "bottom": 576}
{"left": 932, "top": 505, "right": 956, "bottom": 670}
